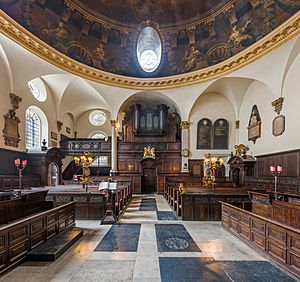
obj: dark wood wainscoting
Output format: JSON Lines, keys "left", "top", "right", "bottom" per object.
{"left": 222, "top": 202, "right": 300, "bottom": 277}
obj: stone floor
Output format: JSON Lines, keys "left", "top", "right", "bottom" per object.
{"left": 0, "top": 195, "right": 297, "bottom": 281}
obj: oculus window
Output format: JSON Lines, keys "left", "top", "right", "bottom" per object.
{"left": 28, "top": 78, "right": 47, "bottom": 102}
{"left": 137, "top": 26, "right": 162, "bottom": 73}
{"left": 89, "top": 110, "right": 106, "bottom": 126}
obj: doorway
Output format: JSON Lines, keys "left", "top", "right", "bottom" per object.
{"left": 142, "top": 167, "right": 157, "bottom": 194}
{"left": 233, "top": 168, "right": 240, "bottom": 187}
{"left": 48, "top": 162, "right": 59, "bottom": 186}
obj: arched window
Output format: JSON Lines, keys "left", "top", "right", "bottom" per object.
{"left": 25, "top": 108, "right": 41, "bottom": 148}
{"left": 89, "top": 131, "right": 108, "bottom": 140}
{"left": 25, "top": 106, "right": 48, "bottom": 149}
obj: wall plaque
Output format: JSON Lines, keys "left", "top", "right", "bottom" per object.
{"left": 248, "top": 105, "right": 261, "bottom": 144}
{"left": 213, "top": 119, "right": 229, "bottom": 149}
{"left": 197, "top": 118, "right": 212, "bottom": 149}
{"left": 272, "top": 115, "right": 285, "bottom": 136}
{"left": 51, "top": 131, "right": 58, "bottom": 140}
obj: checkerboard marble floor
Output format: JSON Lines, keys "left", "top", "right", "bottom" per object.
{"left": 0, "top": 195, "right": 297, "bottom": 282}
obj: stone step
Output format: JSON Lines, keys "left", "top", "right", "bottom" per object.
{"left": 27, "top": 228, "right": 83, "bottom": 261}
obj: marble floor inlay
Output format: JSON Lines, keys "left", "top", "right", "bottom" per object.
{"left": 155, "top": 224, "right": 201, "bottom": 252}
{"left": 139, "top": 197, "right": 158, "bottom": 211}
{"left": 94, "top": 223, "right": 141, "bottom": 252}
{"left": 0, "top": 194, "right": 298, "bottom": 282}
{"left": 156, "top": 211, "right": 178, "bottom": 221}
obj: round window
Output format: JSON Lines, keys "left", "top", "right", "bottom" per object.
{"left": 89, "top": 110, "right": 106, "bottom": 126}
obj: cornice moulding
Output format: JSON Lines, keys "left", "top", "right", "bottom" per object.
{"left": 0, "top": 10, "right": 299, "bottom": 90}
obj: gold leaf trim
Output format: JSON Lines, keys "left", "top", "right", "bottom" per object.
{"left": 0, "top": 10, "right": 299, "bottom": 90}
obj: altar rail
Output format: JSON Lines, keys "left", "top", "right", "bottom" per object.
{"left": 221, "top": 202, "right": 300, "bottom": 277}
{"left": 0, "top": 201, "right": 75, "bottom": 273}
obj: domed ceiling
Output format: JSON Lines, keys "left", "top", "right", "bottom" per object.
{"left": 1, "top": 0, "right": 299, "bottom": 78}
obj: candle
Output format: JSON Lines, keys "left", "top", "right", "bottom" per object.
{"left": 277, "top": 165, "right": 282, "bottom": 172}
{"left": 270, "top": 165, "right": 275, "bottom": 172}
{"left": 22, "top": 160, "right": 27, "bottom": 167}
{"left": 14, "top": 158, "right": 20, "bottom": 166}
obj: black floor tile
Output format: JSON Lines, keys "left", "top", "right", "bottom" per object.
{"left": 155, "top": 224, "right": 201, "bottom": 252}
{"left": 220, "top": 261, "right": 297, "bottom": 282}
{"left": 157, "top": 211, "right": 178, "bottom": 221}
{"left": 139, "top": 198, "right": 157, "bottom": 211}
{"left": 94, "top": 224, "right": 141, "bottom": 252}
{"left": 159, "top": 257, "right": 230, "bottom": 282}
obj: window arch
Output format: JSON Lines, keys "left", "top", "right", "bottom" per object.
{"left": 25, "top": 106, "right": 48, "bottom": 149}
{"left": 89, "top": 131, "right": 108, "bottom": 140}
{"left": 25, "top": 108, "right": 41, "bottom": 148}
{"left": 27, "top": 77, "right": 47, "bottom": 102}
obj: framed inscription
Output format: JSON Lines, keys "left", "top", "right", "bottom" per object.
{"left": 197, "top": 118, "right": 212, "bottom": 149}
{"left": 51, "top": 131, "right": 57, "bottom": 140}
{"left": 273, "top": 115, "right": 285, "bottom": 136}
{"left": 213, "top": 119, "right": 229, "bottom": 149}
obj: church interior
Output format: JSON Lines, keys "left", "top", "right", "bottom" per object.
{"left": 0, "top": 0, "right": 300, "bottom": 281}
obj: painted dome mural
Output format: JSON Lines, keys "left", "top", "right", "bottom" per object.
{"left": 1, "top": 0, "right": 299, "bottom": 78}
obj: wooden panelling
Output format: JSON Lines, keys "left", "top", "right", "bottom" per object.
{"left": 222, "top": 202, "right": 300, "bottom": 277}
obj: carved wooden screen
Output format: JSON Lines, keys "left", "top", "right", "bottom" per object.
{"left": 197, "top": 118, "right": 212, "bottom": 149}
{"left": 213, "top": 118, "right": 229, "bottom": 149}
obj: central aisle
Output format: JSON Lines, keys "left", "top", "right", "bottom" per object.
{"left": 0, "top": 195, "right": 296, "bottom": 281}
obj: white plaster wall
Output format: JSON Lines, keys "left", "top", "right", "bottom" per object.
{"left": 0, "top": 55, "right": 13, "bottom": 149}
{"left": 238, "top": 50, "right": 300, "bottom": 156}
{"left": 189, "top": 92, "right": 236, "bottom": 159}
{"left": 75, "top": 110, "right": 111, "bottom": 138}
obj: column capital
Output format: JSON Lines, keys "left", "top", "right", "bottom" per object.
{"left": 180, "top": 121, "right": 190, "bottom": 129}
{"left": 110, "top": 120, "right": 118, "bottom": 127}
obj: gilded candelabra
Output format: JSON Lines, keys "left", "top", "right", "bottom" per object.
{"left": 203, "top": 154, "right": 224, "bottom": 187}
{"left": 73, "top": 152, "right": 94, "bottom": 191}
{"left": 270, "top": 165, "right": 282, "bottom": 200}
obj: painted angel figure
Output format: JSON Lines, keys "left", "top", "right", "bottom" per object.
{"left": 184, "top": 46, "right": 201, "bottom": 71}
{"left": 229, "top": 18, "right": 252, "bottom": 48}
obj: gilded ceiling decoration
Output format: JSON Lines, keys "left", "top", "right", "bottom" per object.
{"left": 0, "top": 0, "right": 299, "bottom": 80}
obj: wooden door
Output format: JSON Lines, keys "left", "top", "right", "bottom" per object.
{"left": 142, "top": 168, "right": 157, "bottom": 194}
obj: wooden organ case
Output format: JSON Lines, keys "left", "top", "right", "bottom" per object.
{"left": 119, "top": 103, "right": 181, "bottom": 194}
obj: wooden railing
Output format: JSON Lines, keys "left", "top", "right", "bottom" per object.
{"left": 0, "top": 201, "right": 76, "bottom": 273}
{"left": 221, "top": 202, "right": 300, "bottom": 277}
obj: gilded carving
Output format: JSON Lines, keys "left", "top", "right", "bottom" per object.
{"left": 180, "top": 121, "right": 190, "bottom": 129}
{"left": 143, "top": 146, "right": 155, "bottom": 159}
{"left": 234, "top": 144, "right": 249, "bottom": 156}
{"left": 271, "top": 97, "right": 284, "bottom": 115}
{"left": 228, "top": 18, "right": 252, "bottom": 48}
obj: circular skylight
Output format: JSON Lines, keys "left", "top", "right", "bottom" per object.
{"left": 28, "top": 78, "right": 47, "bottom": 102}
{"left": 137, "top": 26, "right": 162, "bottom": 73}
{"left": 89, "top": 110, "right": 106, "bottom": 126}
